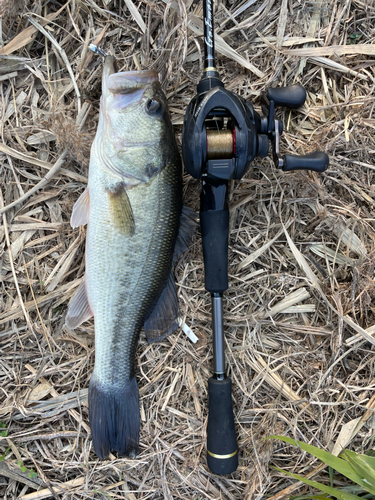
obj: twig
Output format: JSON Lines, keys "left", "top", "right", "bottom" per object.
{"left": 0, "top": 189, "right": 35, "bottom": 335}
{"left": 0, "top": 462, "right": 44, "bottom": 491}
{"left": 0, "top": 148, "right": 68, "bottom": 214}
{"left": 268, "top": 463, "right": 327, "bottom": 500}
{"left": 22, "top": 255, "right": 53, "bottom": 354}
{"left": 18, "top": 477, "right": 85, "bottom": 500}
{"left": 27, "top": 16, "right": 81, "bottom": 113}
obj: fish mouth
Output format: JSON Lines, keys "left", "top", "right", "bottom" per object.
{"left": 107, "top": 70, "right": 159, "bottom": 92}
{"left": 102, "top": 58, "right": 159, "bottom": 110}
{"left": 102, "top": 56, "right": 117, "bottom": 95}
{"left": 107, "top": 71, "right": 158, "bottom": 110}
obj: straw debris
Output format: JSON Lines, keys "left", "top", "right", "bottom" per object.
{"left": 0, "top": 0, "right": 375, "bottom": 498}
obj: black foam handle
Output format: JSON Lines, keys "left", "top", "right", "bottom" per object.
{"left": 207, "top": 377, "right": 238, "bottom": 474}
{"left": 267, "top": 84, "right": 306, "bottom": 109}
{"left": 283, "top": 151, "right": 329, "bottom": 172}
{"left": 200, "top": 210, "right": 229, "bottom": 293}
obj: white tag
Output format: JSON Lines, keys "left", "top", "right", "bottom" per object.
{"left": 178, "top": 318, "right": 198, "bottom": 343}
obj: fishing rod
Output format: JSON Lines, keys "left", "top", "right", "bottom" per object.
{"left": 181, "top": 0, "right": 329, "bottom": 475}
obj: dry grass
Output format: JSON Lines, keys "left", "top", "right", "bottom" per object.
{"left": 0, "top": 0, "right": 375, "bottom": 498}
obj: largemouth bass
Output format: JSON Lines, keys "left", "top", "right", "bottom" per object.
{"left": 65, "top": 56, "right": 192, "bottom": 458}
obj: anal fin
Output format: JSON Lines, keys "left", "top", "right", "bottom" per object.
{"left": 144, "top": 271, "right": 179, "bottom": 343}
{"left": 144, "top": 206, "right": 197, "bottom": 343}
{"left": 65, "top": 276, "right": 93, "bottom": 329}
{"left": 173, "top": 206, "right": 197, "bottom": 263}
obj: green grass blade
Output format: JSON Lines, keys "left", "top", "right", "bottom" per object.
{"left": 341, "top": 451, "right": 375, "bottom": 495}
{"left": 330, "top": 466, "right": 334, "bottom": 487}
{"left": 360, "top": 455, "right": 375, "bottom": 470}
{"left": 340, "top": 485, "right": 374, "bottom": 494}
{"left": 0, "top": 446, "right": 11, "bottom": 461}
{"left": 272, "top": 466, "right": 365, "bottom": 500}
{"left": 268, "top": 436, "right": 368, "bottom": 488}
{"left": 291, "top": 495, "right": 333, "bottom": 500}
{"left": 343, "top": 451, "right": 375, "bottom": 471}
{"left": 266, "top": 436, "right": 375, "bottom": 493}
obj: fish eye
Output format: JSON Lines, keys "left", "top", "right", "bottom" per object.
{"left": 146, "top": 98, "right": 162, "bottom": 115}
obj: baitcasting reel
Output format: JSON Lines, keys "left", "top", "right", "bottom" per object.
{"left": 182, "top": 76, "right": 329, "bottom": 181}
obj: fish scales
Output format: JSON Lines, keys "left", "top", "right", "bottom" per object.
{"left": 87, "top": 155, "right": 182, "bottom": 384}
{"left": 66, "top": 56, "right": 184, "bottom": 459}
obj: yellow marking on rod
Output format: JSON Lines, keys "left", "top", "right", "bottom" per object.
{"left": 204, "top": 67, "right": 217, "bottom": 72}
{"left": 207, "top": 449, "right": 238, "bottom": 459}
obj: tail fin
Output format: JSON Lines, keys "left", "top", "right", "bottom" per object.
{"left": 89, "top": 375, "right": 140, "bottom": 459}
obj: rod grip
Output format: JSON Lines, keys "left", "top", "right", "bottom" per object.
{"left": 207, "top": 377, "right": 238, "bottom": 474}
{"left": 200, "top": 210, "right": 229, "bottom": 293}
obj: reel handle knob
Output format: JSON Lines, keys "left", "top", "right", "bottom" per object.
{"left": 207, "top": 377, "right": 238, "bottom": 474}
{"left": 267, "top": 84, "right": 306, "bottom": 109}
{"left": 283, "top": 151, "right": 329, "bottom": 172}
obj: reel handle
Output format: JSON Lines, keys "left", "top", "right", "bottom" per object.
{"left": 283, "top": 151, "right": 329, "bottom": 172}
{"left": 266, "top": 84, "right": 307, "bottom": 109}
{"left": 207, "top": 377, "right": 238, "bottom": 474}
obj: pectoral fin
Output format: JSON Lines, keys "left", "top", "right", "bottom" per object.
{"left": 65, "top": 276, "right": 93, "bottom": 329}
{"left": 107, "top": 184, "right": 135, "bottom": 236}
{"left": 144, "top": 271, "right": 179, "bottom": 343}
{"left": 71, "top": 188, "right": 90, "bottom": 227}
